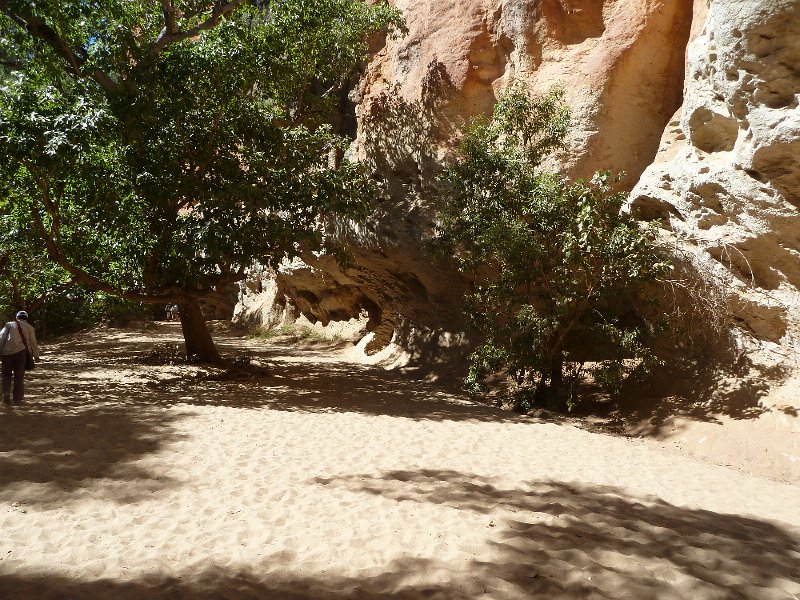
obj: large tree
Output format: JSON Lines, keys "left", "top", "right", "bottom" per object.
{"left": 0, "top": 0, "right": 403, "bottom": 362}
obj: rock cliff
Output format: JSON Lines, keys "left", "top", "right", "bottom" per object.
{"left": 237, "top": 0, "right": 799, "bottom": 384}
{"left": 630, "top": 0, "right": 799, "bottom": 373}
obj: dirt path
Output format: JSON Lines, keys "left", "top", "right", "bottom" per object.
{"left": 0, "top": 323, "right": 798, "bottom": 599}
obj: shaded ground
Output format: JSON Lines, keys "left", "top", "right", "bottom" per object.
{"left": 1, "top": 480, "right": 798, "bottom": 600}
{"left": 0, "top": 322, "right": 798, "bottom": 600}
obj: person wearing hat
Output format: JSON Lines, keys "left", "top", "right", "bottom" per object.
{"left": 0, "top": 311, "right": 40, "bottom": 405}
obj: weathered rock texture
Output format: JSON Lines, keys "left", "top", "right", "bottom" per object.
{"left": 238, "top": 0, "right": 696, "bottom": 368}
{"left": 237, "top": 0, "right": 800, "bottom": 389}
{"left": 629, "top": 0, "right": 800, "bottom": 369}
{"left": 355, "top": 0, "right": 693, "bottom": 187}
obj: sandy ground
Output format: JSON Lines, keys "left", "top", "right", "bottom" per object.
{"left": 0, "top": 322, "right": 799, "bottom": 600}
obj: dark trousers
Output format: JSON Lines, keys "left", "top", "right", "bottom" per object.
{"left": 1, "top": 349, "right": 27, "bottom": 404}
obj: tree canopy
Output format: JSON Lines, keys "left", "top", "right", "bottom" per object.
{"left": 0, "top": 0, "right": 404, "bottom": 361}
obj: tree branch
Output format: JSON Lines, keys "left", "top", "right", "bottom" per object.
{"left": 29, "top": 199, "right": 189, "bottom": 305}
{"left": 22, "top": 161, "right": 62, "bottom": 245}
{"left": 161, "top": 0, "right": 178, "bottom": 37}
{"left": 26, "top": 279, "right": 77, "bottom": 313}
{"left": 0, "top": 2, "right": 121, "bottom": 96}
{"left": 152, "top": 1, "right": 244, "bottom": 53}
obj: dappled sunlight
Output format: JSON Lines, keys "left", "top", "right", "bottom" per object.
{"left": 313, "top": 471, "right": 800, "bottom": 599}
{"left": 0, "top": 324, "right": 798, "bottom": 599}
{"left": 0, "top": 405, "right": 182, "bottom": 505}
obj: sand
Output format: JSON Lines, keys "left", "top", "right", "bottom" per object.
{"left": 0, "top": 322, "right": 798, "bottom": 599}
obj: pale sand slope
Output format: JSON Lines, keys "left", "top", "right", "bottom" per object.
{"left": 0, "top": 323, "right": 798, "bottom": 600}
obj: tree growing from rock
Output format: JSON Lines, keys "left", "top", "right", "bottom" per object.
{"left": 433, "top": 87, "right": 670, "bottom": 410}
{"left": 0, "top": 0, "right": 403, "bottom": 362}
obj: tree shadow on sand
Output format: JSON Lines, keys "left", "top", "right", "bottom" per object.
{"left": 145, "top": 356, "right": 515, "bottom": 423}
{"left": 613, "top": 354, "right": 794, "bottom": 438}
{"left": 0, "top": 324, "right": 515, "bottom": 509}
{"left": 1, "top": 473, "right": 797, "bottom": 599}
{"left": 1, "top": 329, "right": 188, "bottom": 505}
{"left": 0, "top": 401, "right": 183, "bottom": 505}
{"left": 2, "top": 327, "right": 799, "bottom": 598}
{"left": 40, "top": 323, "right": 511, "bottom": 423}
{"left": 311, "top": 470, "right": 800, "bottom": 599}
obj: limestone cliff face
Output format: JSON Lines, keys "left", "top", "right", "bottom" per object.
{"left": 237, "top": 0, "right": 799, "bottom": 374}
{"left": 630, "top": 0, "right": 800, "bottom": 367}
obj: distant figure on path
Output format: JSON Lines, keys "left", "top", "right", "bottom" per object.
{"left": 0, "top": 310, "right": 40, "bottom": 405}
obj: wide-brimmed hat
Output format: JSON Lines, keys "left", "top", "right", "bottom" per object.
{"left": 15, "top": 310, "right": 28, "bottom": 320}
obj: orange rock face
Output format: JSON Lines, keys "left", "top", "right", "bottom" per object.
{"left": 355, "top": 0, "right": 694, "bottom": 187}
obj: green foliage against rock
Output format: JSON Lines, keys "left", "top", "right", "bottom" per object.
{"left": 433, "top": 87, "right": 670, "bottom": 410}
{"left": 0, "top": 0, "right": 403, "bottom": 361}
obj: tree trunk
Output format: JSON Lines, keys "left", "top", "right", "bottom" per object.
{"left": 534, "top": 348, "right": 566, "bottom": 409}
{"left": 11, "top": 278, "right": 22, "bottom": 309}
{"left": 550, "top": 350, "right": 564, "bottom": 391}
{"left": 178, "top": 297, "right": 223, "bottom": 364}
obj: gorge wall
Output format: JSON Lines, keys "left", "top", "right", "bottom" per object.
{"left": 630, "top": 0, "right": 800, "bottom": 371}
{"left": 236, "top": 0, "right": 799, "bottom": 385}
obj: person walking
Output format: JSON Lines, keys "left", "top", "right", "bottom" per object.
{"left": 0, "top": 310, "right": 40, "bottom": 405}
